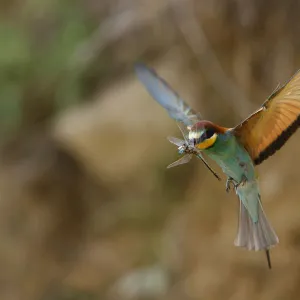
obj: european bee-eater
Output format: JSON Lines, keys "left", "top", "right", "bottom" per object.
{"left": 135, "top": 63, "right": 300, "bottom": 269}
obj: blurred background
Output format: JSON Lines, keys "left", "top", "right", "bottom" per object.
{"left": 1, "top": 0, "right": 300, "bottom": 299}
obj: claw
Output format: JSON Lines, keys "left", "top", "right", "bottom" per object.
{"left": 226, "top": 176, "right": 248, "bottom": 192}
{"left": 226, "top": 177, "right": 235, "bottom": 193}
{"left": 235, "top": 175, "right": 247, "bottom": 189}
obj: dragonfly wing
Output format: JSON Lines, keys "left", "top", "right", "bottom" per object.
{"left": 135, "top": 63, "right": 199, "bottom": 126}
{"left": 167, "top": 136, "right": 185, "bottom": 147}
{"left": 176, "top": 121, "right": 191, "bottom": 142}
{"left": 176, "top": 111, "right": 202, "bottom": 141}
{"left": 167, "top": 154, "right": 192, "bottom": 169}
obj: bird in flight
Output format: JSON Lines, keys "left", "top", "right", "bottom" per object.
{"left": 135, "top": 63, "right": 300, "bottom": 269}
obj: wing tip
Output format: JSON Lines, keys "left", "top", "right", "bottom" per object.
{"left": 134, "top": 61, "right": 146, "bottom": 72}
{"left": 134, "top": 62, "right": 156, "bottom": 78}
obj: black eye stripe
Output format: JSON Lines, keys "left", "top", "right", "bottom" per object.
{"left": 206, "top": 128, "right": 215, "bottom": 138}
{"left": 189, "top": 127, "right": 216, "bottom": 145}
{"left": 200, "top": 128, "right": 215, "bottom": 142}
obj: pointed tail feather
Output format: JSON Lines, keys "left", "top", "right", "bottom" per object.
{"left": 234, "top": 200, "right": 279, "bottom": 251}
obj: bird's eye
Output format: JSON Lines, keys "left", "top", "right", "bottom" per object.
{"left": 205, "top": 128, "right": 215, "bottom": 139}
{"left": 200, "top": 128, "right": 215, "bottom": 141}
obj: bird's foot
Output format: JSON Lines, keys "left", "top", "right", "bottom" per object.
{"left": 226, "top": 177, "right": 236, "bottom": 193}
{"left": 226, "top": 176, "right": 247, "bottom": 192}
{"left": 235, "top": 175, "right": 247, "bottom": 189}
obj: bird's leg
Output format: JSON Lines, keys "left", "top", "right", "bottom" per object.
{"left": 235, "top": 175, "right": 247, "bottom": 189}
{"left": 226, "top": 177, "right": 236, "bottom": 193}
{"left": 226, "top": 175, "right": 247, "bottom": 192}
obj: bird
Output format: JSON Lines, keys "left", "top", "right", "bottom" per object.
{"left": 135, "top": 63, "right": 300, "bottom": 269}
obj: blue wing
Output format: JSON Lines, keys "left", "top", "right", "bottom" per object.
{"left": 135, "top": 63, "right": 200, "bottom": 126}
{"left": 136, "top": 63, "right": 221, "bottom": 181}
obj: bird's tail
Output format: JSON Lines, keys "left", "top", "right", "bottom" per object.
{"left": 234, "top": 198, "right": 278, "bottom": 251}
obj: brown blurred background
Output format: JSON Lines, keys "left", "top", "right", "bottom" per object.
{"left": 1, "top": 0, "right": 300, "bottom": 299}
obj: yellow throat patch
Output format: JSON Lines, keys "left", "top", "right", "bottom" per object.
{"left": 196, "top": 133, "right": 217, "bottom": 150}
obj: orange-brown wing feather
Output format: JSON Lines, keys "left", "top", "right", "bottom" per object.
{"left": 233, "top": 70, "right": 300, "bottom": 165}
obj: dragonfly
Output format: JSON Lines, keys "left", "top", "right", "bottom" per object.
{"left": 166, "top": 127, "right": 221, "bottom": 181}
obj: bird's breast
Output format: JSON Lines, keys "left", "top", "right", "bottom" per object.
{"left": 204, "top": 134, "right": 255, "bottom": 182}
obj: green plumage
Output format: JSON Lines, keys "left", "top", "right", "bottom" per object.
{"left": 200, "top": 129, "right": 278, "bottom": 253}
{"left": 135, "top": 63, "right": 283, "bottom": 268}
{"left": 204, "top": 131, "right": 259, "bottom": 221}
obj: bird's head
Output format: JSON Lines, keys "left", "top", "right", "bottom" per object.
{"left": 188, "top": 121, "right": 227, "bottom": 150}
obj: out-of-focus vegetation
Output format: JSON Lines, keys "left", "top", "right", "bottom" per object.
{"left": 1, "top": 0, "right": 300, "bottom": 299}
{"left": 0, "top": 0, "right": 99, "bottom": 136}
